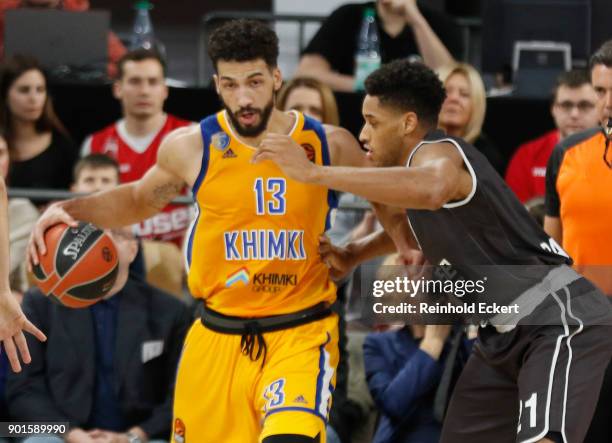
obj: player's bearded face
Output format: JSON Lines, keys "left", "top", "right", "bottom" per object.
{"left": 222, "top": 93, "right": 275, "bottom": 138}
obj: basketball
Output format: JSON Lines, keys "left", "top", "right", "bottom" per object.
{"left": 32, "top": 222, "right": 119, "bottom": 308}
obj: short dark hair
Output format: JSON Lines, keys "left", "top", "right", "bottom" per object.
{"left": 116, "top": 48, "right": 166, "bottom": 80}
{"left": 553, "top": 69, "right": 590, "bottom": 100}
{"left": 364, "top": 59, "right": 446, "bottom": 126}
{"left": 589, "top": 40, "right": 612, "bottom": 72}
{"left": 208, "top": 19, "right": 279, "bottom": 70}
{"left": 73, "top": 154, "right": 119, "bottom": 183}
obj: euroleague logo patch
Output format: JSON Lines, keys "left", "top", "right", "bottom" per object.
{"left": 301, "top": 143, "right": 316, "bottom": 162}
{"left": 211, "top": 131, "right": 230, "bottom": 151}
{"left": 174, "top": 418, "right": 186, "bottom": 443}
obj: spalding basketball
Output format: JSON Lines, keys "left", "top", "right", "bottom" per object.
{"left": 32, "top": 222, "right": 119, "bottom": 308}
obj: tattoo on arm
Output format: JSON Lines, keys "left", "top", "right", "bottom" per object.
{"left": 149, "top": 182, "right": 184, "bottom": 210}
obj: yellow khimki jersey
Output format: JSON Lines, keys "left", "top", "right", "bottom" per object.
{"left": 185, "top": 110, "right": 337, "bottom": 317}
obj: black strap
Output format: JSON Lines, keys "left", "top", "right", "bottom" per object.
{"left": 198, "top": 303, "right": 332, "bottom": 368}
{"left": 240, "top": 321, "right": 268, "bottom": 367}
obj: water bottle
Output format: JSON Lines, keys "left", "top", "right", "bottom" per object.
{"left": 130, "top": 0, "right": 156, "bottom": 51}
{"left": 354, "top": 7, "right": 381, "bottom": 91}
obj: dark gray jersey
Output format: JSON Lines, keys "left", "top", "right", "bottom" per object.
{"left": 406, "top": 130, "right": 571, "bottom": 311}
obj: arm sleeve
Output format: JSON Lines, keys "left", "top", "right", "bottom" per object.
{"left": 138, "top": 302, "right": 191, "bottom": 439}
{"left": 6, "top": 292, "right": 72, "bottom": 422}
{"left": 363, "top": 334, "right": 442, "bottom": 420}
{"left": 545, "top": 145, "right": 564, "bottom": 217}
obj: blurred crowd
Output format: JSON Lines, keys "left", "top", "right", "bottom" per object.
{"left": 0, "top": 1, "right": 610, "bottom": 443}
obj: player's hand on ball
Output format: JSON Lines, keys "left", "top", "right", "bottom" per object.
{"left": 0, "top": 292, "right": 46, "bottom": 372}
{"left": 253, "top": 133, "right": 318, "bottom": 182}
{"left": 27, "top": 201, "right": 78, "bottom": 268}
{"left": 319, "top": 235, "right": 357, "bottom": 281}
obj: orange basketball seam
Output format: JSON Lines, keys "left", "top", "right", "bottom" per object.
{"left": 47, "top": 231, "right": 110, "bottom": 298}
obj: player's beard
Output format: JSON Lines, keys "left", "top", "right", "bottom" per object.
{"left": 222, "top": 95, "right": 275, "bottom": 138}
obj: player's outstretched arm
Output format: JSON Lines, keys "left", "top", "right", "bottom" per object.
{"left": 254, "top": 138, "right": 471, "bottom": 210}
{"left": 28, "top": 127, "right": 199, "bottom": 267}
{"left": 0, "top": 177, "right": 46, "bottom": 372}
{"left": 316, "top": 126, "right": 424, "bottom": 268}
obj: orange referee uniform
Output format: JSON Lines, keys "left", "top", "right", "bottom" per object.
{"left": 546, "top": 127, "right": 612, "bottom": 294}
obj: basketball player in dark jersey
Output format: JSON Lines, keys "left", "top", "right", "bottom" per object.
{"left": 254, "top": 59, "right": 612, "bottom": 443}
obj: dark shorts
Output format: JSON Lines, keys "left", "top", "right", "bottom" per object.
{"left": 441, "top": 277, "right": 612, "bottom": 443}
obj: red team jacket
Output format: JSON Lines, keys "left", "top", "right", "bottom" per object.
{"left": 83, "top": 114, "right": 193, "bottom": 246}
{"left": 505, "top": 130, "right": 560, "bottom": 203}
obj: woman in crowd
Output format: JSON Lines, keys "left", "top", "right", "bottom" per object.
{"left": 0, "top": 55, "right": 77, "bottom": 191}
{"left": 277, "top": 76, "right": 340, "bottom": 125}
{"left": 437, "top": 63, "right": 505, "bottom": 174}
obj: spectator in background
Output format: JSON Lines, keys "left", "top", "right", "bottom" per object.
{"left": 297, "top": 0, "right": 456, "bottom": 91}
{"left": 81, "top": 49, "right": 193, "bottom": 247}
{"left": 0, "top": 55, "right": 77, "bottom": 192}
{"left": 507, "top": 69, "right": 599, "bottom": 203}
{"left": 7, "top": 224, "right": 191, "bottom": 443}
{"left": 364, "top": 254, "right": 472, "bottom": 443}
{"left": 277, "top": 76, "right": 340, "bottom": 125}
{"left": 0, "top": 0, "right": 126, "bottom": 77}
{"left": 0, "top": 133, "right": 38, "bottom": 298}
{"left": 437, "top": 62, "right": 505, "bottom": 174}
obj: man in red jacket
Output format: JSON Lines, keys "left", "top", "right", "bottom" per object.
{"left": 505, "top": 69, "right": 599, "bottom": 203}
{"left": 82, "top": 49, "right": 193, "bottom": 247}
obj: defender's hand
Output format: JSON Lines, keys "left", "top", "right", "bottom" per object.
{"left": 319, "top": 235, "right": 357, "bottom": 281}
{"left": 253, "top": 133, "right": 318, "bottom": 183}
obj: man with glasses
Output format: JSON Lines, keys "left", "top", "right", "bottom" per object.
{"left": 506, "top": 69, "right": 598, "bottom": 203}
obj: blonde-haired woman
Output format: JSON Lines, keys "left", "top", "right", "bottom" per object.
{"left": 437, "top": 63, "right": 504, "bottom": 174}
{"left": 277, "top": 76, "right": 340, "bottom": 125}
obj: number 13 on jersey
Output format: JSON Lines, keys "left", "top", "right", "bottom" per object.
{"left": 254, "top": 178, "right": 287, "bottom": 215}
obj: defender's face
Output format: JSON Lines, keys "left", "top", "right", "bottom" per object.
{"left": 359, "top": 95, "right": 408, "bottom": 167}
{"left": 214, "top": 59, "right": 281, "bottom": 137}
{"left": 591, "top": 64, "right": 612, "bottom": 128}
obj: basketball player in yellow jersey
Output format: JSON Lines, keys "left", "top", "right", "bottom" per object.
{"left": 27, "top": 19, "right": 415, "bottom": 443}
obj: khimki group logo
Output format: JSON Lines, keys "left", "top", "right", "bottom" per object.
{"left": 225, "top": 267, "right": 250, "bottom": 287}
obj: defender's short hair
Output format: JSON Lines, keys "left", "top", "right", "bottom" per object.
{"left": 208, "top": 19, "right": 279, "bottom": 69}
{"left": 365, "top": 59, "right": 446, "bottom": 126}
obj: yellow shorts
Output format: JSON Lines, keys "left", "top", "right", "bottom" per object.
{"left": 172, "top": 313, "right": 339, "bottom": 443}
